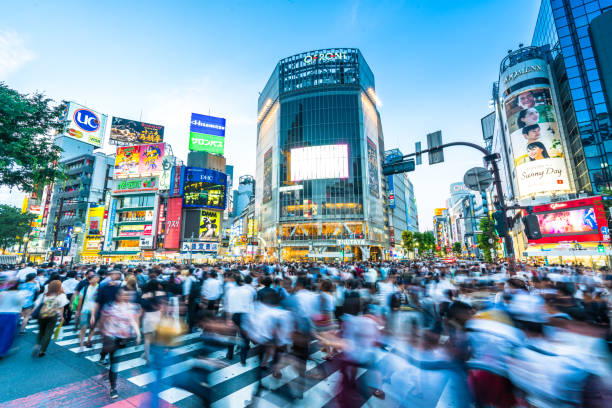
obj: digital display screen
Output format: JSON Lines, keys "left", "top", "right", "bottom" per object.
{"left": 184, "top": 181, "right": 226, "bottom": 210}
{"left": 537, "top": 207, "right": 598, "bottom": 236}
{"left": 290, "top": 144, "right": 348, "bottom": 181}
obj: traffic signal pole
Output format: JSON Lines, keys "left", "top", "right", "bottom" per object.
{"left": 391, "top": 141, "right": 516, "bottom": 260}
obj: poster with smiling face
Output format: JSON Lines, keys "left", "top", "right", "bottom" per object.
{"left": 503, "top": 87, "right": 572, "bottom": 199}
{"left": 114, "top": 146, "right": 140, "bottom": 177}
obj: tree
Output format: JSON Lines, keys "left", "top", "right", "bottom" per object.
{"left": 0, "top": 205, "right": 36, "bottom": 251}
{"left": 401, "top": 230, "right": 415, "bottom": 253}
{"left": 477, "top": 216, "right": 499, "bottom": 262}
{"left": 452, "top": 242, "right": 462, "bottom": 255}
{"left": 0, "top": 82, "right": 65, "bottom": 193}
{"left": 413, "top": 231, "right": 435, "bottom": 254}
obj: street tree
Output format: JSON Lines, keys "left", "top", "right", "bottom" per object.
{"left": 452, "top": 242, "right": 462, "bottom": 255}
{"left": 0, "top": 82, "right": 65, "bottom": 193}
{"left": 401, "top": 230, "right": 415, "bottom": 253}
{"left": 477, "top": 216, "right": 499, "bottom": 262}
{"left": 0, "top": 204, "right": 36, "bottom": 251}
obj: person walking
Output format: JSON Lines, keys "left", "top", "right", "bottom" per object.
{"left": 74, "top": 274, "right": 100, "bottom": 350}
{"left": 32, "top": 280, "right": 68, "bottom": 357}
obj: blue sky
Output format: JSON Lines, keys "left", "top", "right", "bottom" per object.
{"left": 1, "top": 0, "right": 540, "bottom": 229}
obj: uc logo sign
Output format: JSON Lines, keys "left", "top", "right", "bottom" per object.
{"left": 73, "top": 108, "right": 100, "bottom": 132}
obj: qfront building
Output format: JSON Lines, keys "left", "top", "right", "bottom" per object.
{"left": 255, "top": 48, "right": 388, "bottom": 261}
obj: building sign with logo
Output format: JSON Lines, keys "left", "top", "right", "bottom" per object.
{"left": 188, "top": 113, "right": 226, "bottom": 155}
{"left": 62, "top": 101, "right": 107, "bottom": 148}
{"left": 337, "top": 239, "right": 367, "bottom": 246}
{"left": 181, "top": 241, "right": 218, "bottom": 253}
{"left": 139, "top": 236, "right": 154, "bottom": 249}
{"left": 303, "top": 51, "right": 349, "bottom": 64}
{"left": 110, "top": 117, "right": 164, "bottom": 145}
{"left": 113, "top": 177, "right": 157, "bottom": 193}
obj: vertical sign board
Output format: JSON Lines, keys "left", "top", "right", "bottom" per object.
{"left": 164, "top": 197, "right": 183, "bottom": 249}
{"left": 103, "top": 199, "right": 117, "bottom": 251}
{"left": 367, "top": 138, "right": 380, "bottom": 197}
{"left": 188, "top": 113, "right": 226, "bottom": 155}
{"left": 169, "top": 166, "right": 184, "bottom": 197}
{"left": 427, "top": 131, "right": 444, "bottom": 165}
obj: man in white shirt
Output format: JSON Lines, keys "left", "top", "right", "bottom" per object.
{"left": 225, "top": 274, "right": 254, "bottom": 365}
{"left": 17, "top": 263, "right": 37, "bottom": 282}
{"left": 202, "top": 271, "right": 223, "bottom": 312}
{"left": 61, "top": 270, "right": 80, "bottom": 324}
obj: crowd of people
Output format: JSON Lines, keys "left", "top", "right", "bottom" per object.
{"left": 1, "top": 259, "right": 611, "bottom": 407}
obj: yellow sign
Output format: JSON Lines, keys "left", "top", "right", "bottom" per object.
{"left": 434, "top": 208, "right": 446, "bottom": 216}
{"left": 82, "top": 206, "right": 105, "bottom": 254}
{"left": 199, "top": 210, "right": 220, "bottom": 239}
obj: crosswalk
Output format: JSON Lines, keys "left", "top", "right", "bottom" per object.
{"left": 23, "top": 321, "right": 383, "bottom": 407}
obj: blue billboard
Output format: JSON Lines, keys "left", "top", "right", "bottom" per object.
{"left": 190, "top": 113, "right": 226, "bottom": 137}
{"left": 182, "top": 167, "right": 227, "bottom": 210}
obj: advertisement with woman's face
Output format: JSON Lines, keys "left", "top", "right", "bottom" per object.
{"left": 503, "top": 86, "right": 572, "bottom": 199}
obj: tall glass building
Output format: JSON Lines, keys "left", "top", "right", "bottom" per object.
{"left": 255, "top": 48, "right": 387, "bottom": 261}
{"left": 532, "top": 0, "right": 612, "bottom": 192}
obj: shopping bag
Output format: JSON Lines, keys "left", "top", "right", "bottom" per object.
{"left": 153, "top": 296, "right": 187, "bottom": 347}
{"left": 53, "top": 321, "right": 63, "bottom": 341}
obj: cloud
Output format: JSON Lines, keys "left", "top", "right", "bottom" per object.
{"left": 0, "top": 30, "right": 35, "bottom": 77}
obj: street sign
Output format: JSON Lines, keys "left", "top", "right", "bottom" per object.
{"left": 463, "top": 167, "right": 493, "bottom": 192}
{"left": 415, "top": 142, "right": 422, "bottom": 165}
{"left": 427, "top": 131, "right": 444, "bottom": 164}
{"left": 382, "top": 159, "right": 415, "bottom": 176}
{"left": 601, "top": 226, "right": 609, "bottom": 235}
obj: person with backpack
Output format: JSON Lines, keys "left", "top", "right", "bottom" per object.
{"left": 32, "top": 280, "right": 68, "bottom": 357}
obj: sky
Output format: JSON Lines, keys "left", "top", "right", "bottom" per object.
{"left": 0, "top": 0, "right": 541, "bottom": 230}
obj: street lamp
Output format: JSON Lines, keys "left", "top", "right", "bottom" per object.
{"left": 277, "top": 237, "right": 282, "bottom": 262}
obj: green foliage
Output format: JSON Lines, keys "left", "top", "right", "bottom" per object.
{"left": 401, "top": 230, "right": 414, "bottom": 252}
{"left": 0, "top": 205, "right": 36, "bottom": 250}
{"left": 0, "top": 82, "right": 65, "bottom": 192}
{"left": 477, "top": 216, "right": 499, "bottom": 262}
{"left": 412, "top": 231, "right": 435, "bottom": 254}
{"left": 452, "top": 242, "right": 462, "bottom": 255}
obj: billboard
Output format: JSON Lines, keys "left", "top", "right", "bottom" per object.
{"left": 158, "top": 156, "right": 174, "bottom": 190}
{"left": 263, "top": 148, "right": 272, "bottom": 203}
{"left": 164, "top": 197, "right": 182, "bottom": 249}
{"left": 189, "top": 113, "right": 226, "bottom": 155}
{"left": 434, "top": 208, "right": 446, "bottom": 216}
{"left": 529, "top": 196, "right": 608, "bottom": 244}
{"left": 109, "top": 117, "right": 164, "bottom": 145}
{"left": 103, "top": 199, "right": 117, "bottom": 251}
{"left": 182, "top": 167, "right": 227, "bottom": 210}
{"left": 500, "top": 59, "right": 573, "bottom": 199}
{"left": 82, "top": 206, "right": 104, "bottom": 253}
{"left": 114, "top": 143, "right": 165, "bottom": 178}
{"left": 367, "top": 138, "right": 379, "bottom": 197}
{"left": 199, "top": 210, "right": 220, "bottom": 240}
{"left": 113, "top": 177, "right": 157, "bottom": 193}
{"left": 290, "top": 144, "right": 348, "bottom": 181}
{"left": 62, "top": 101, "right": 107, "bottom": 147}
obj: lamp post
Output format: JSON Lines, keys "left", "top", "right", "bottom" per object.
{"left": 21, "top": 236, "right": 30, "bottom": 263}
{"left": 277, "top": 237, "right": 282, "bottom": 262}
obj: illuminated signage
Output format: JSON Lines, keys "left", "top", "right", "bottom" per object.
{"left": 189, "top": 113, "right": 226, "bottom": 155}
{"left": 182, "top": 167, "right": 227, "bottom": 210}
{"left": 290, "top": 144, "right": 349, "bottom": 181}
{"left": 62, "top": 101, "right": 107, "bottom": 147}
{"left": 110, "top": 117, "right": 164, "bottom": 144}
{"left": 303, "top": 52, "right": 348, "bottom": 64}
{"left": 114, "top": 178, "right": 157, "bottom": 193}
{"left": 164, "top": 197, "right": 182, "bottom": 249}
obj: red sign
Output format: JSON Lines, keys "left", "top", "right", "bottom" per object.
{"left": 144, "top": 224, "right": 153, "bottom": 235}
{"left": 164, "top": 197, "right": 182, "bottom": 249}
{"left": 529, "top": 196, "right": 608, "bottom": 244}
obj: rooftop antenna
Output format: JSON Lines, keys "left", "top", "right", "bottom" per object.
{"left": 139, "top": 109, "right": 143, "bottom": 121}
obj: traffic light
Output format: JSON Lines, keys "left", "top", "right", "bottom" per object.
{"left": 598, "top": 244, "right": 605, "bottom": 253}
{"left": 523, "top": 214, "right": 542, "bottom": 240}
{"left": 480, "top": 191, "right": 488, "bottom": 212}
{"left": 492, "top": 210, "right": 508, "bottom": 237}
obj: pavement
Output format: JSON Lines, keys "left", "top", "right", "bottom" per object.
{"left": 0, "top": 320, "right": 388, "bottom": 408}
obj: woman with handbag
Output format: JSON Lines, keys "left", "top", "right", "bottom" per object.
{"left": 98, "top": 288, "right": 142, "bottom": 399}
{"left": 32, "top": 279, "right": 68, "bottom": 357}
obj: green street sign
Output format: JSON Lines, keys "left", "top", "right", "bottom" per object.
{"left": 189, "top": 132, "right": 225, "bottom": 155}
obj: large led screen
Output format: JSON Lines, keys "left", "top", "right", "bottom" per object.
{"left": 182, "top": 167, "right": 227, "bottom": 210}
{"left": 290, "top": 144, "right": 348, "bottom": 181}
{"left": 537, "top": 208, "right": 598, "bottom": 236}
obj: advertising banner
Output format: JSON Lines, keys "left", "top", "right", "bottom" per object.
{"left": 189, "top": 113, "right": 226, "bottom": 155}
{"left": 62, "top": 101, "right": 107, "bottom": 148}
{"left": 199, "top": 210, "right": 220, "bottom": 240}
{"left": 182, "top": 167, "right": 227, "bottom": 210}
{"left": 164, "top": 197, "right": 182, "bottom": 249}
{"left": 387, "top": 174, "right": 395, "bottom": 209}
{"left": 170, "top": 166, "right": 184, "bottom": 197}
{"left": 82, "top": 206, "right": 104, "bottom": 254}
{"left": 529, "top": 196, "right": 608, "bottom": 244}
{"left": 139, "top": 143, "right": 165, "bottom": 174}
{"left": 367, "top": 138, "right": 380, "bottom": 197}
{"left": 289, "top": 144, "right": 348, "bottom": 181}
{"left": 110, "top": 117, "right": 164, "bottom": 145}
{"left": 263, "top": 148, "right": 272, "bottom": 203}
{"left": 159, "top": 156, "right": 174, "bottom": 190}
{"left": 501, "top": 59, "right": 573, "bottom": 199}
{"left": 181, "top": 241, "right": 218, "bottom": 253}
{"left": 115, "top": 146, "right": 140, "bottom": 178}
{"left": 113, "top": 177, "right": 157, "bottom": 193}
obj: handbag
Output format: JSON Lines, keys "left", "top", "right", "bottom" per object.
{"left": 153, "top": 297, "right": 187, "bottom": 347}
{"left": 53, "top": 321, "right": 63, "bottom": 340}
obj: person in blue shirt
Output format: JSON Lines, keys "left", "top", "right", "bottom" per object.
{"left": 18, "top": 273, "right": 39, "bottom": 333}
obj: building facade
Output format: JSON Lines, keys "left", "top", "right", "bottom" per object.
{"left": 532, "top": 0, "right": 612, "bottom": 193}
{"left": 256, "top": 48, "right": 387, "bottom": 261}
